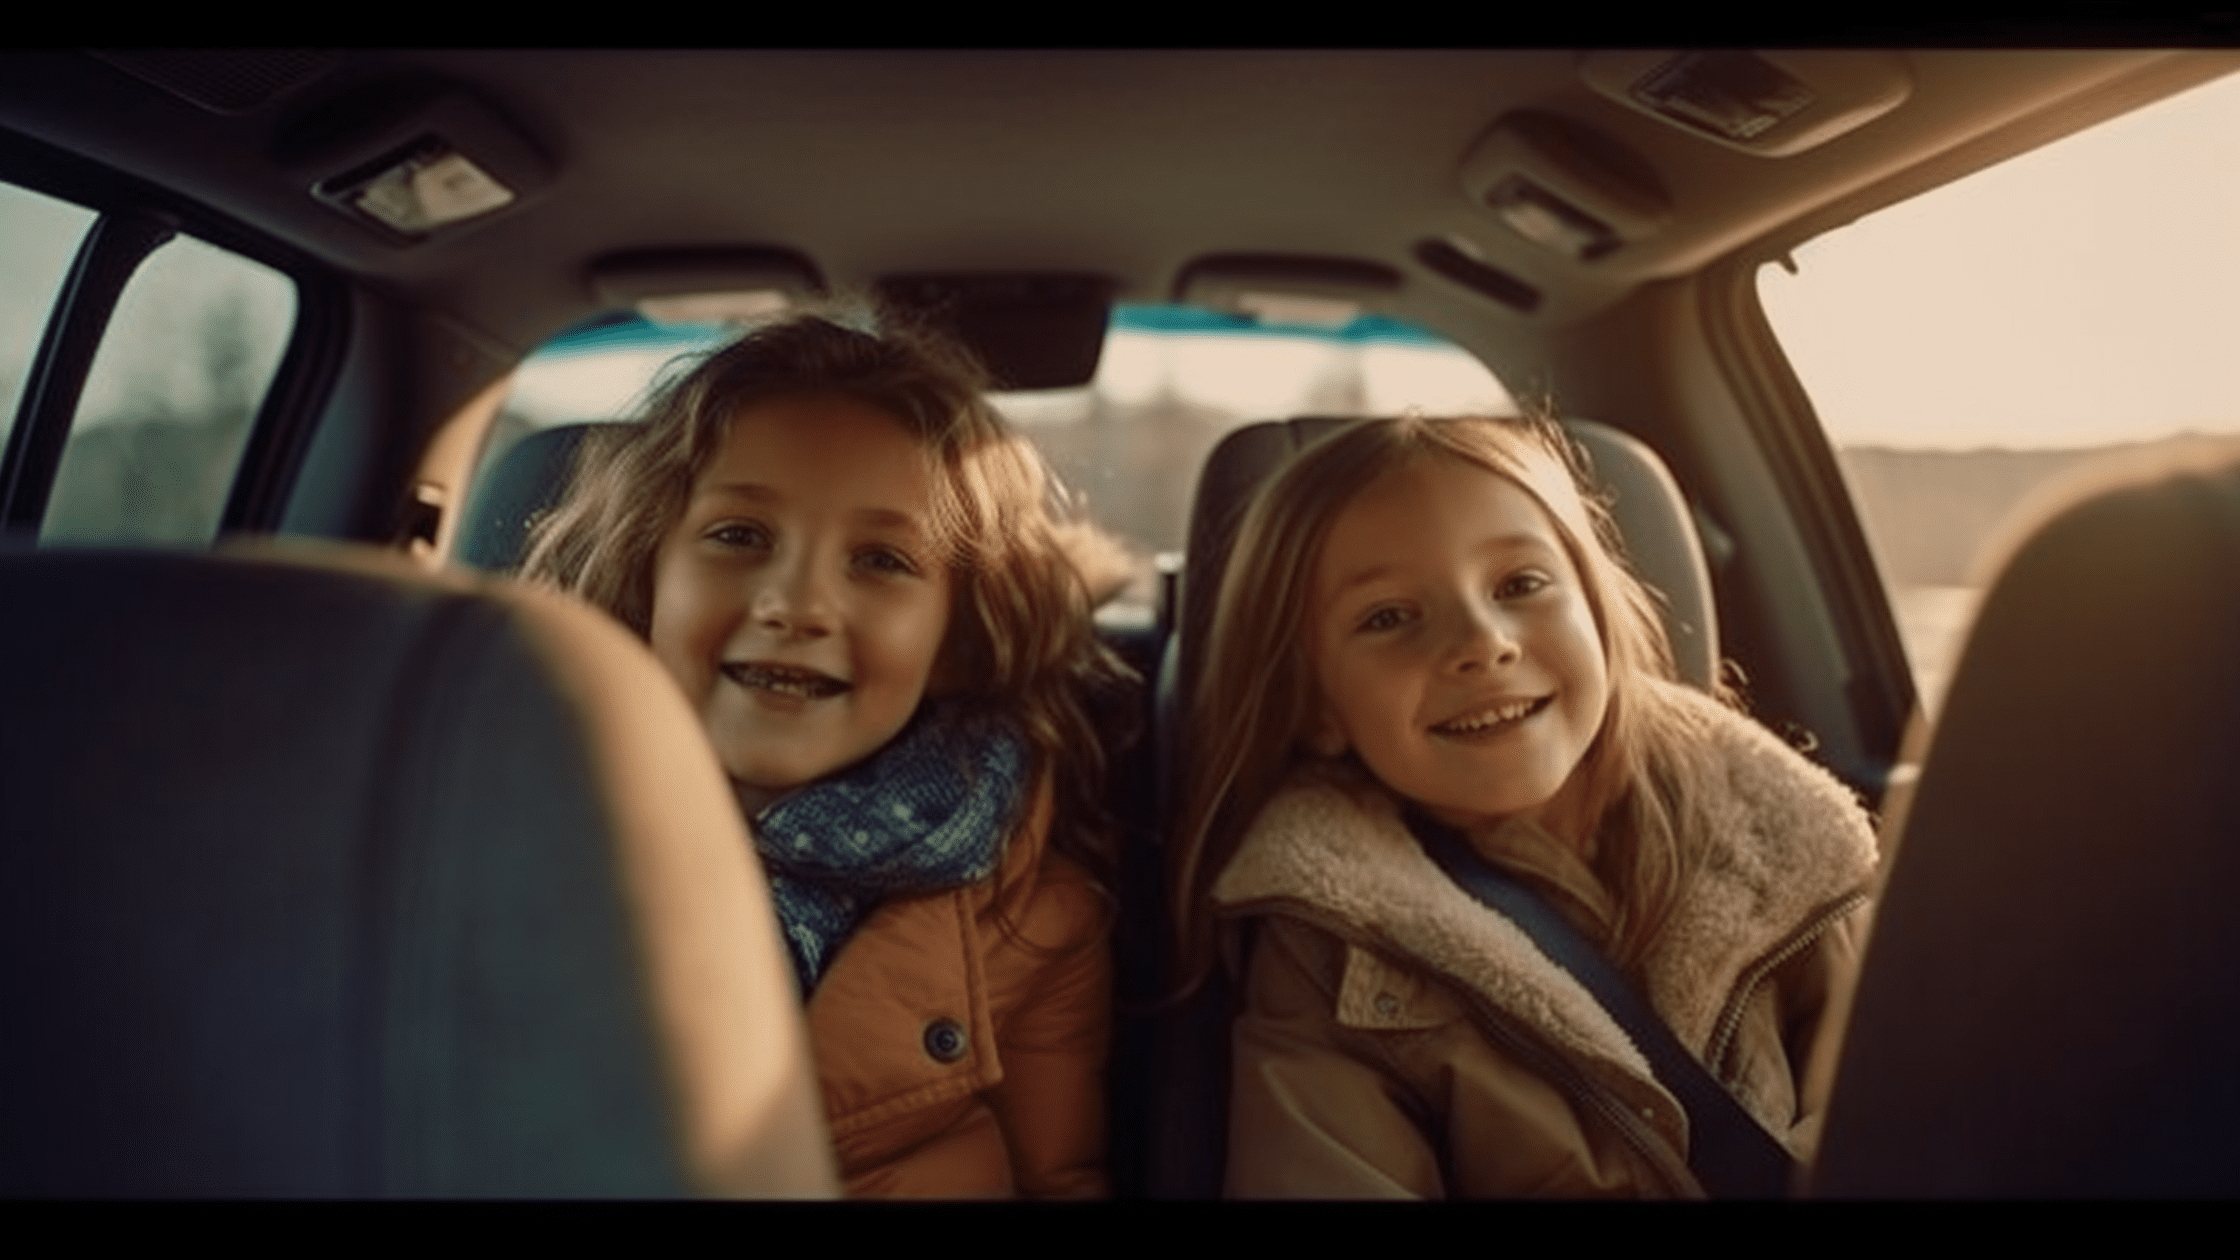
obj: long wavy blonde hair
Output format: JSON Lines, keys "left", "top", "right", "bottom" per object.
{"left": 1171, "top": 413, "right": 1734, "bottom": 991}
{"left": 521, "top": 309, "right": 1134, "bottom": 887}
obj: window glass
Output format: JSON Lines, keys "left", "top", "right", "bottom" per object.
{"left": 0, "top": 182, "right": 96, "bottom": 452}
{"left": 482, "top": 305, "right": 1515, "bottom": 618}
{"left": 39, "top": 233, "right": 296, "bottom": 545}
{"left": 1758, "top": 69, "right": 2240, "bottom": 712}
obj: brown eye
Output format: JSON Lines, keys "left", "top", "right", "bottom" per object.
{"left": 854, "top": 545, "right": 919, "bottom": 577}
{"left": 1496, "top": 570, "right": 1551, "bottom": 600}
{"left": 707, "top": 521, "right": 772, "bottom": 550}
{"left": 1358, "top": 605, "right": 1412, "bottom": 632}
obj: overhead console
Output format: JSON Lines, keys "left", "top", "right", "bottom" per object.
{"left": 1579, "top": 50, "right": 1915, "bottom": 158}
{"left": 274, "top": 74, "right": 553, "bottom": 247}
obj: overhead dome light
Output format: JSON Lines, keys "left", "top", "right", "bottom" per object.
{"left": 1457, "top": 113, "right": 1670, "bottom": 263}
{"left": 1580, "top": 50, "right": 1913, "bottom": 157}
{"left": 321, "top": 136, "right": 515, "bottom": 237}
{"left": 1482, "top": 175, "right": 1620, "bottom": 262}
{"left": 282, "top": 78, "right": 553, "bottom": 247}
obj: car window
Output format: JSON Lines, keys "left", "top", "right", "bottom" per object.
{"left": 480, "top": 304, "right": 1515, "bottom": 620}
{"left": 0, "top": 181, "right": 95, "bottom": 454}
{"left": 38, "top": 233, "right": 296, "bottom": 545}
{"left": 1758, "top": 69, "right": 2240, "bottom": 714}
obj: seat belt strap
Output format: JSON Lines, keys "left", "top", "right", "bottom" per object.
{"left": 1406, "top": 811, "right": 1797, "bottom": 1199}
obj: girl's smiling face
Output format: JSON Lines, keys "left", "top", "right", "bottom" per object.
{"left": 1309, "top": 453, "right": 1610, "bottom": 839}
{"left": 649, "top": 393, "right": 951, "bottom": 812}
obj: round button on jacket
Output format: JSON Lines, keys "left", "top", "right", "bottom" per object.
{"left": 923, "top": 1017, "right": 969, "bottom": 1063}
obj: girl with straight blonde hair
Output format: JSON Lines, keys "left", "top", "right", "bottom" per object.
{"left": 1173, "top": 413, "right": 1876, "bottom": 1198}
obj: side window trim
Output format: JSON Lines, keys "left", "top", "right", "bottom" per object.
{"left": 218, "top": 265, "right": 346, "bottom": 534}
{"left": 0, "top": 208, "right": 176, "bottom": 529}
{"left": 1698, "top": 252, "right": 1915, "bottom": 796}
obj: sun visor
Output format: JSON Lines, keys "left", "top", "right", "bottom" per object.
{"left": 875, "top": 273, "right": 1114, "bottom": 391}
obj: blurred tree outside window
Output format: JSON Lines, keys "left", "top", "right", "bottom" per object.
{"left": 0, "top": 181, "right": 96, "bottom": 455}
{"left": 39, "top": 234, "right": 296, "bottom": 546}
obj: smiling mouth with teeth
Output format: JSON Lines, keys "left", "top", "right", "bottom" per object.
{"left": 1432, "top": 695, "right": 1552, "bottom": 736}
{"left": 721, "top": 662, "right": 851, "bottom": 699}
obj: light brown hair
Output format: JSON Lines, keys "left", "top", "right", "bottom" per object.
{"left": 1171, "top": 413, "right": 1734, "bottom": 990}
{"left": 521, "top": 309, "right": 1134, "bottom": 884}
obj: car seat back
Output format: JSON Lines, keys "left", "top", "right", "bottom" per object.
{"left": 455, "top": 422, "right": 616, "bottom": 574}
{"left": 0, "top": 545, "right": 833, "bottom": 1196}
{"left": 1811, "top": 442, "right": 2240, "bottom": 1197}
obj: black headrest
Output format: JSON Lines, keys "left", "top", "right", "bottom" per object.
{"left": 0, "top": 546, "right": 830, "bottom": 1196}
{"left": 455, "top": 423, "right": 614, "bottom": 574}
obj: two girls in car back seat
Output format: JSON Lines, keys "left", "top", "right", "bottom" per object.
{"left": 1171, "top": 414, "right": 1878, "bottom": 1198}
{"left": 523, "top": 311, "right": 1130, "bottom": 1198}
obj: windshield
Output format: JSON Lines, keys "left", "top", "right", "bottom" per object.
{"left": 483, "top": 303, "right": 1515, "bottom": 618}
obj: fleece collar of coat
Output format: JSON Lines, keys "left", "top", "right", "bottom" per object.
{"left": 1211, "top": 683, "right": 1878, "bottom": 1086}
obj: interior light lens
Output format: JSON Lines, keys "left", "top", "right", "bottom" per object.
{"left": 324, "top": 137, "right": 515, "bottom": 238}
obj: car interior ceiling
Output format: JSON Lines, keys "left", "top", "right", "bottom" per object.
{"left": 6, "top": 48, "right": 2240, "bottom": 1196}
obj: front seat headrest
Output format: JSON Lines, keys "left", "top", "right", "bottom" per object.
{"left": 0, "top": 544, "right": 833, "bottom": 1197}
{"left": 1813, "top": 442, "right": 2240, "bottom": 1197}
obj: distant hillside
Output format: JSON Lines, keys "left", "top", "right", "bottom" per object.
{"left": 1836, "top": 436, "right": 2235, "bottom": 587}
{"left": 474, "top": 390, "right": 2232, "bottom": 602}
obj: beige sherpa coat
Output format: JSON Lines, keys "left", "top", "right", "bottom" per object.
{"left": 1213, "top": 686, "right": 1878, "bottom": 1199}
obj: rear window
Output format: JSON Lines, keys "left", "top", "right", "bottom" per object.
{"left": 480, "top": 304, "right": 1514, "bottom": 618}
{"left": 1758, "top": 69, "right": 2240, "bottom": 712}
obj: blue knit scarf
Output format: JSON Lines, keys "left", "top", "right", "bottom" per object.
{"left": 752, "top": 703, "right": 1028, "bottom": 996}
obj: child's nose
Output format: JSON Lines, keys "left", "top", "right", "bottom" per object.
{"left": 752, "top": 554, "right": 837, "bottom": 637}
{"left": 1448, "top": 603, "right": 1523, "bottom": 674}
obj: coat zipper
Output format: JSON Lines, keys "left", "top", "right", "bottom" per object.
{"left": 1463, "top": 990, "right": 1706, "bottom": 1198}
{"left": 1703, "top": 887, "right": 1872, "bottom": 1077}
